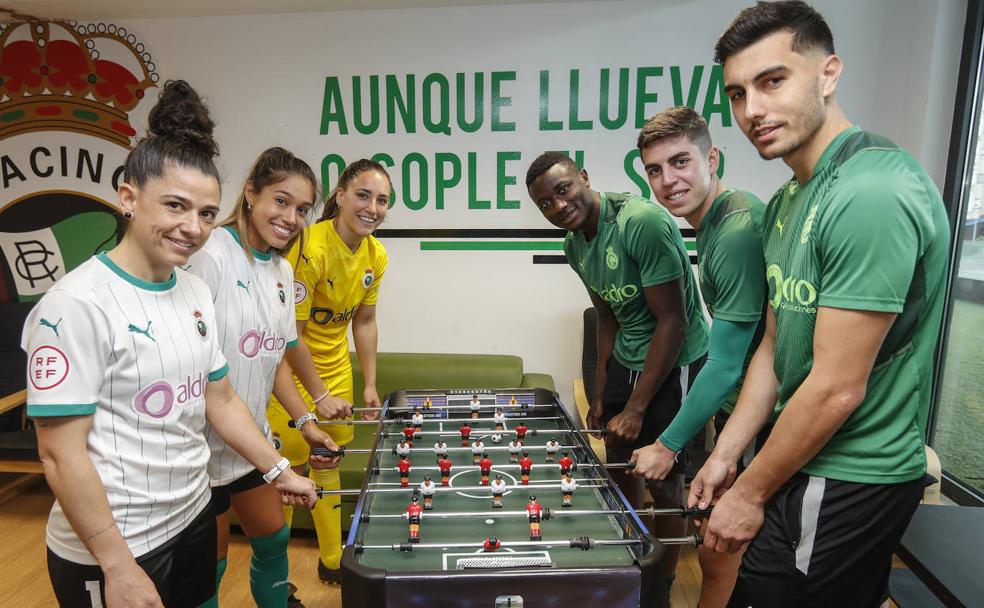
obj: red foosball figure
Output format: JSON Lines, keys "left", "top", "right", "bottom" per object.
{"left": 406, "top": 495, "right": 424, "bottom": 543}
{"left": 558, "top": 451, "right": 574, "bottom": 476}
{"left": 526, "top": 495, "right": 543, "bottom": 540}
{"left": 483, "top": 536, "right": 502, "bottom": 552}
{"left": 398, "top": 455, "right": 412, "bottom": 488}
{"left": 402, "top": 424, "right": 416, "bottom": 447}
{"left": 514, "top": 422, "right": 528, "bottom": 441}
{"left": 459, "top": 422, "right": 472, "bottom": 447}
{"left": 438, "top": 457, "right": 453, "bottom": 486}
{"left": 479, "top": 452, "right": 493, "bottom": 485}
{"left": 519, "top": 451, "right": 533, "bottom": 485}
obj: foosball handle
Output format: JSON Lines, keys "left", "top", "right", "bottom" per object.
{"left": 683, "top": 506, "right": 713, "bottom": 519}
{"left": 570, "top": 536, "right": 593, "bottom": 551}
{"left": 312, "top": 446, "right": 345, "bottom": 458}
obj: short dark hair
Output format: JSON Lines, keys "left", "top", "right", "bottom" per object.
{"left": 525, "top": 152, "right": 579, "bottom": 188}
{"left": 714, "top": 1, "right": 834, "bottom": 65}
{"left": 637, "top": 106, "right": 712, "bottom": 154}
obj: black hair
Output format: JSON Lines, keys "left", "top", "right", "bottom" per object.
{"left": 714, "top": 1, "right": 834, "bottom": 65}
{"left": 123, "top": 80, "right": 220, "bottom": 188}
{"left": 525, "top": 151, "right": 579, "bottom": 188}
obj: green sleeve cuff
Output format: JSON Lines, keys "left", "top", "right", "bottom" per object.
{"left": 208, "top": 364, "right": 230, "bottom": 382}
{"left": 28, "top": 403, "right": 97, "bottom": 417}
{"left": 286, "top": 339, "right": 299, "bottom": 349}
{"left": 659, "top": 319, "right": 757, "bottom": 451}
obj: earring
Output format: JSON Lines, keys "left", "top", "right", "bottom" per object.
{"left": 123, "top": 211, "right": 133, "bottom": 219}
{"left": 246, "top": 201, "right": 253, "bottom": 211}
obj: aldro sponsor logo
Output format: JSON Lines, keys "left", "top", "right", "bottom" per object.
{"left": 238, "top": 329, "right": 287, "bottom": 359}
{"left": 766, "top": 264, "right": 817, "bottom": 314}
{"left": 599, "top": 283, "right": 639, "bottom": 305}
{"left": 311, "top": 305, "right": 358, "bottom": 324}
{"left": 132, "top": 373, "right": 207, "bottom": 419}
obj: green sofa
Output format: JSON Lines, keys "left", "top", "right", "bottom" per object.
{"left": 288, "top": 352, "right": 555, "bottom": 533}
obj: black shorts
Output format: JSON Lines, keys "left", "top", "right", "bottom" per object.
{"left": 728, "top": 473, "right": 924, "bottom": 608}
{"left": 211, "top": 468, "right": 265, "bottom": 515}
{"left": 601, "top": 355, "right": 706, "bottom": 455}
{"left": 47, "top": 500, "right": 217, "bottom": 607}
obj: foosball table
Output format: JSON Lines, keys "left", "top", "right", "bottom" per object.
{"left": 334, "top": 387, "right": 694, "bottom": 607}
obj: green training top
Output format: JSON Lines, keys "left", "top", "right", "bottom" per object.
{"left": 763, "top": 126, "right": 950, "bottom": 484}
{"left": 565, "top": 192, "right": 708, "bottom": 371}
{"left": 696, "top": 188, "right": 767, "bottom": 413}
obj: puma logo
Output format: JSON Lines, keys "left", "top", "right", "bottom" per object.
{"left": 236, "top": 279, "right": 251, "bottom": 294}
{"left": 127, "top": 321, "right": 155, "bottom": 342}
{"left": 326, "top": 276, "right": 336, "bottom": 290}
{"left": 776, "top": 218, "right": 784, "bottom": 236}
{"left": 39, "top": 317, "right": 62, "bottom": 337}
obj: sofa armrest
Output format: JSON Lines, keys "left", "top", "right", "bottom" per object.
{"left": 573, "top": 379, "right": 605, "bottom": 461}
{"left": 0, "top": 389, "right": 26, "bottom": 416}
{"left": 520, "top": 373, "right": 555, "bottom": 391}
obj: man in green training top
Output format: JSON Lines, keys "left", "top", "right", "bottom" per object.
{"left": 631, "top": 105, "right": 768, "bottom": 607}
{"left": 689, "top": 2, "right": 951, "bottom": 607}
{"left": 526, "top": 153, "right": 708, "bottom": 604}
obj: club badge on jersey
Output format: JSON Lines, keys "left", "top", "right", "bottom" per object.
{"left": 194, "top": 310, "right": 208, "bottom": 340}
{"left": 362, "top": 268, "right": 374, "bottom": 289}
{"left": 277, "top": 281, "right": 286, "bottom": 304}
{"left": 294, "top": 280, "right": 307, "bottom": 305}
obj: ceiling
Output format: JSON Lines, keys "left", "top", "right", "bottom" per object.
{"left": 1, "top": 0, "right": 598, "bottom": 22}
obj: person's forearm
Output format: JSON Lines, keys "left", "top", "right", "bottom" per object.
{"left": 730, "top": 372, "right": 864, "bottom": 504}
{"left": 206, "top": 380, "right": 283, "bottom": 473}
{"left": 624, "top": 316, "right": 686, "bottom": 415}
{"left": 284, "top": 325, "right": 328, "bottom": 399}
{"left": 352, "top": 315, "right": 378, "bottom": 392}
{"left": 593, "top": 314, "right": 617, "bottom": 402}
{"left": 36, "top": 421, "right": 135, "bottom": 573}
{"left": 273, "top": 357, "right": 315, "bottom": 421}
{"left": 659, "top": 319, "right": 757, "bottom": 452}
{"left": 709, "top": 337, "right": 778, "bottom": 464}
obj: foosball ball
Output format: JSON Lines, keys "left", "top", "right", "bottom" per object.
{"left": 329, "top": 387, "right": 697, "bottom": 607}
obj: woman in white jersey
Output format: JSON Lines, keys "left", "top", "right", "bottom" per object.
{"left": 22, "top": 81, "right": 317, "bottom": 608}
{"left": 267, "top": 159, "right": 391, "bottom": 583}
{"left": 187, "top": 148, "right": 342, "bottom": 607}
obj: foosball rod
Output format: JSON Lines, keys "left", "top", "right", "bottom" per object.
{"left": 365, "top": 506, "right": 713, "bottom": 520}
{"left": 361, "top": 404, "right": 556, "bottom": 412}
{"left": 380, "top": 415, "right": 564, "bottom": 424}
{"left": 375, "top": 462, "right": 633, "bottom": 472}
{"left": 379, "top": 429, "right": 600, "bottom": 437}
{"left": 361, "top": 444, "right": 584, "bottom": 454}
{"left": 316, "top": 482, "right": 609, "bottom": 496}
{"left": 353, "top": 535, "right": 701, "bottom": 551}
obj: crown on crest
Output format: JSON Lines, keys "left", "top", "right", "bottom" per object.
{"left": 0, "top": 20, "right": 158, "bottom": 146}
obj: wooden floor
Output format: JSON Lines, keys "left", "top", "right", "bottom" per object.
{"left": 0, "top": 475, "right": 703, "bottom": 607}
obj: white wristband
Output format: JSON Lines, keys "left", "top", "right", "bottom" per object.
{"left": 263, "top": 457, "right": 291, "bottom": 484}
{"left": 312, "top": 390, "right": 331, "bottom": 405}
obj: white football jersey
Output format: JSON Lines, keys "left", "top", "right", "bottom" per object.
{"left": 22, "top": 254, "right": 227, "bottom": 564}
{"left": 186, "top": 227, "right": 298, "bottom": 486}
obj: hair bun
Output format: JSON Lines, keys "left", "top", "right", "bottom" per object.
{"left": 147, "top": 80, "right": 219, "bottom": 158}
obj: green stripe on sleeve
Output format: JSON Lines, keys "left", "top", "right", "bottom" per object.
{"left": 208, "top": 364, "right": 230, "bottom": 382}
{"left": 286, "top": 339, "right": 299, "bottom": 349}
{"left": 28, "top": 403, "right": 97, "bottom": 417}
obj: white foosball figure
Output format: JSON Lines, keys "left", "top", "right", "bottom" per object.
{"left": 544, "top": 438, "right": 561, "bottom": 462}
{"left": 411, "top": 409, "right": 424, "bottom": 430}
{"left": 469, "top": 394, "right": 482, "bottom": 418}
{"left": 493, "top": 408, "right": 506, "bottom": 430}
{"left": 471, "top": 439, "right": 485, "bottom": 464}
{"left": 490, "top": 474, "right": 508, "bottom": 509}
{"left": 560, "top": 474, "right": 578, "bottom": 507}
{"left": 419, "top": 476, "right": 437, "bottom": 510}
{"left": 508, "top": 439, "right": 523, "bottom": 463}
{"left": 395, "top": 440, "right": 412, "bottom": 458}
{"left": 433, "top": 439, "right": 449, "bottom": 460}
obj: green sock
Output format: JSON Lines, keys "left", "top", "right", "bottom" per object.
{"left": 249, "top": 524, "right": 290, "bottom": 607}
{"left": 198, "top": 556, "right": 227, "bottom": 608}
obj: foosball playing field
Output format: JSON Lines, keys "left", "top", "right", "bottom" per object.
{"left": 334, "top": 387, "right": 686, "bottom": 607}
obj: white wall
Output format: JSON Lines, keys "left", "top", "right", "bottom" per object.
{"left": 95, "top": 0, "right": 966, "bottom": 407}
